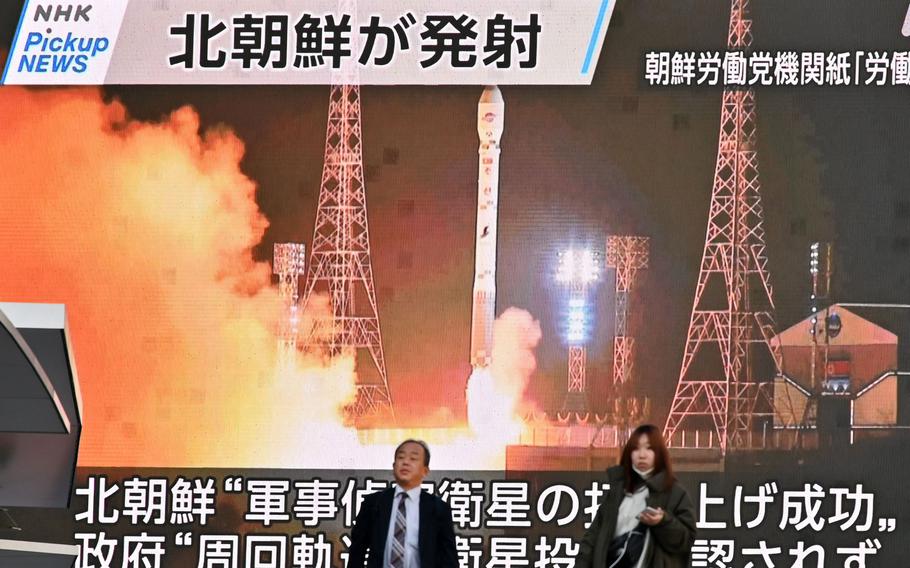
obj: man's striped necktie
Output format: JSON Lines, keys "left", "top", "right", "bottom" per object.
{"left": 390, "top": 493, "right": 408, "bottom": 568}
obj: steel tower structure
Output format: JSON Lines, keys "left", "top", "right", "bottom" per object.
{"left": 557, "top": 249, "right": 600, "bottom": 414}
{"left": 664, "top": 0, "right": 783, "bottom": 453}
{"left": 301, "top": 0, "right": 393, "bottom": 420}
{"left": 606, "top": 236, "right": 649, "bottom": 388}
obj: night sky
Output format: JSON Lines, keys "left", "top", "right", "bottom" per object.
{"left": 2, "top": 0, "right": 908, "bottom": 426}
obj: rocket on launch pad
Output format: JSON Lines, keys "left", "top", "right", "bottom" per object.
{"left": 466, "top": 85, "right": 509, "bottom": 435}
{"left": 470, "top": 86, "right": 504, "bottom": 371}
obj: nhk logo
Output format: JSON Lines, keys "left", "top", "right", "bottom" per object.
{"left": 16, "top": 4, "right": 107, "bottom": 74}
{"left": 33, "top": 4, "right": 93, "bottom": 23}
{"left": 2, "top": 2, "right": 126, "bottom": 83}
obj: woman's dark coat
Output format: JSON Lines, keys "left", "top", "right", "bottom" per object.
{"left": 576, "top": 465, "right": 697, "bottom": 568}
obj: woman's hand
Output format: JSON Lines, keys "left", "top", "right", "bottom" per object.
{"left": 639, "top": 507, "right": 664, "bottom": 526}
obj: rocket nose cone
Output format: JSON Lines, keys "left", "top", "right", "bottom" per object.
{"left": 479, "top": 85, "right": 504, "bottom": 105}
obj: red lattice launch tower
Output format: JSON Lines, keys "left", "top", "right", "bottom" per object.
{"left": 607, "top": 236, "right": 649, "bottom": 388}
{"left": 664, "top": 0, "right": 783, "bottom": 453}
{"left": 301, "top": 4, "right": 393, "bottom": 420}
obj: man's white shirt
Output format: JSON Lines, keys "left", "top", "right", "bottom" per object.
{"left": 384, "top": 484, "right": 422, "bottom": 568}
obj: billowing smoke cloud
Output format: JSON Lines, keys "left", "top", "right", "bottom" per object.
{"left": 0, "top": 87, "right": 545, "bottom": 470}
{"left": 0, "top": 87, "right": 360, "bottom": 466}
{"left": 489, "top": 307, "right": 543, "bottom": 416}
{"left": 465, "top": 308, "right": 542, "bottom": 465}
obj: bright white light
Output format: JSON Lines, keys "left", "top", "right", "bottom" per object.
{"left": 568, "top": 310, "right": 585, "bottom": 321}
{"left": 809, "top": 243, "right": 821, "bottom": 275}
{"left": 566, "top": 296, "right": 589, "bottom": 344}
{"left": 556, "top": 250, "right": 576, "bottom": 283}
{"left": 557, "top": 249, "right": 600, "bottom": 284}
{"left": 581, "top": 249, "right": 598, "bottom": 283}
{"left": 558, "top": 249, "right": 599, "bottom": 345}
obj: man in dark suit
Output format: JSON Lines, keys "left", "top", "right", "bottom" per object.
{"left": 347, "top": 439, "right": 458, "bottom": 568}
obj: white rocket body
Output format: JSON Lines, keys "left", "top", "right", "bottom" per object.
{"left": 470, "top": 86, "right": 504, "bottom": 369}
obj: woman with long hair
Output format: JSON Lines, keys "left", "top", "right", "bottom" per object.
{"left": 577, "top": 424, "right": 696, "bottom": 568}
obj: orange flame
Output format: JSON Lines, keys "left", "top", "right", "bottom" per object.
{"left": 0, "top": 87, "right": 541, "bottom": 470}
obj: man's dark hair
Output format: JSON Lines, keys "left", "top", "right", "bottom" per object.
{"left": 395, "top": 439, "right": 431, "bottom": 467}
